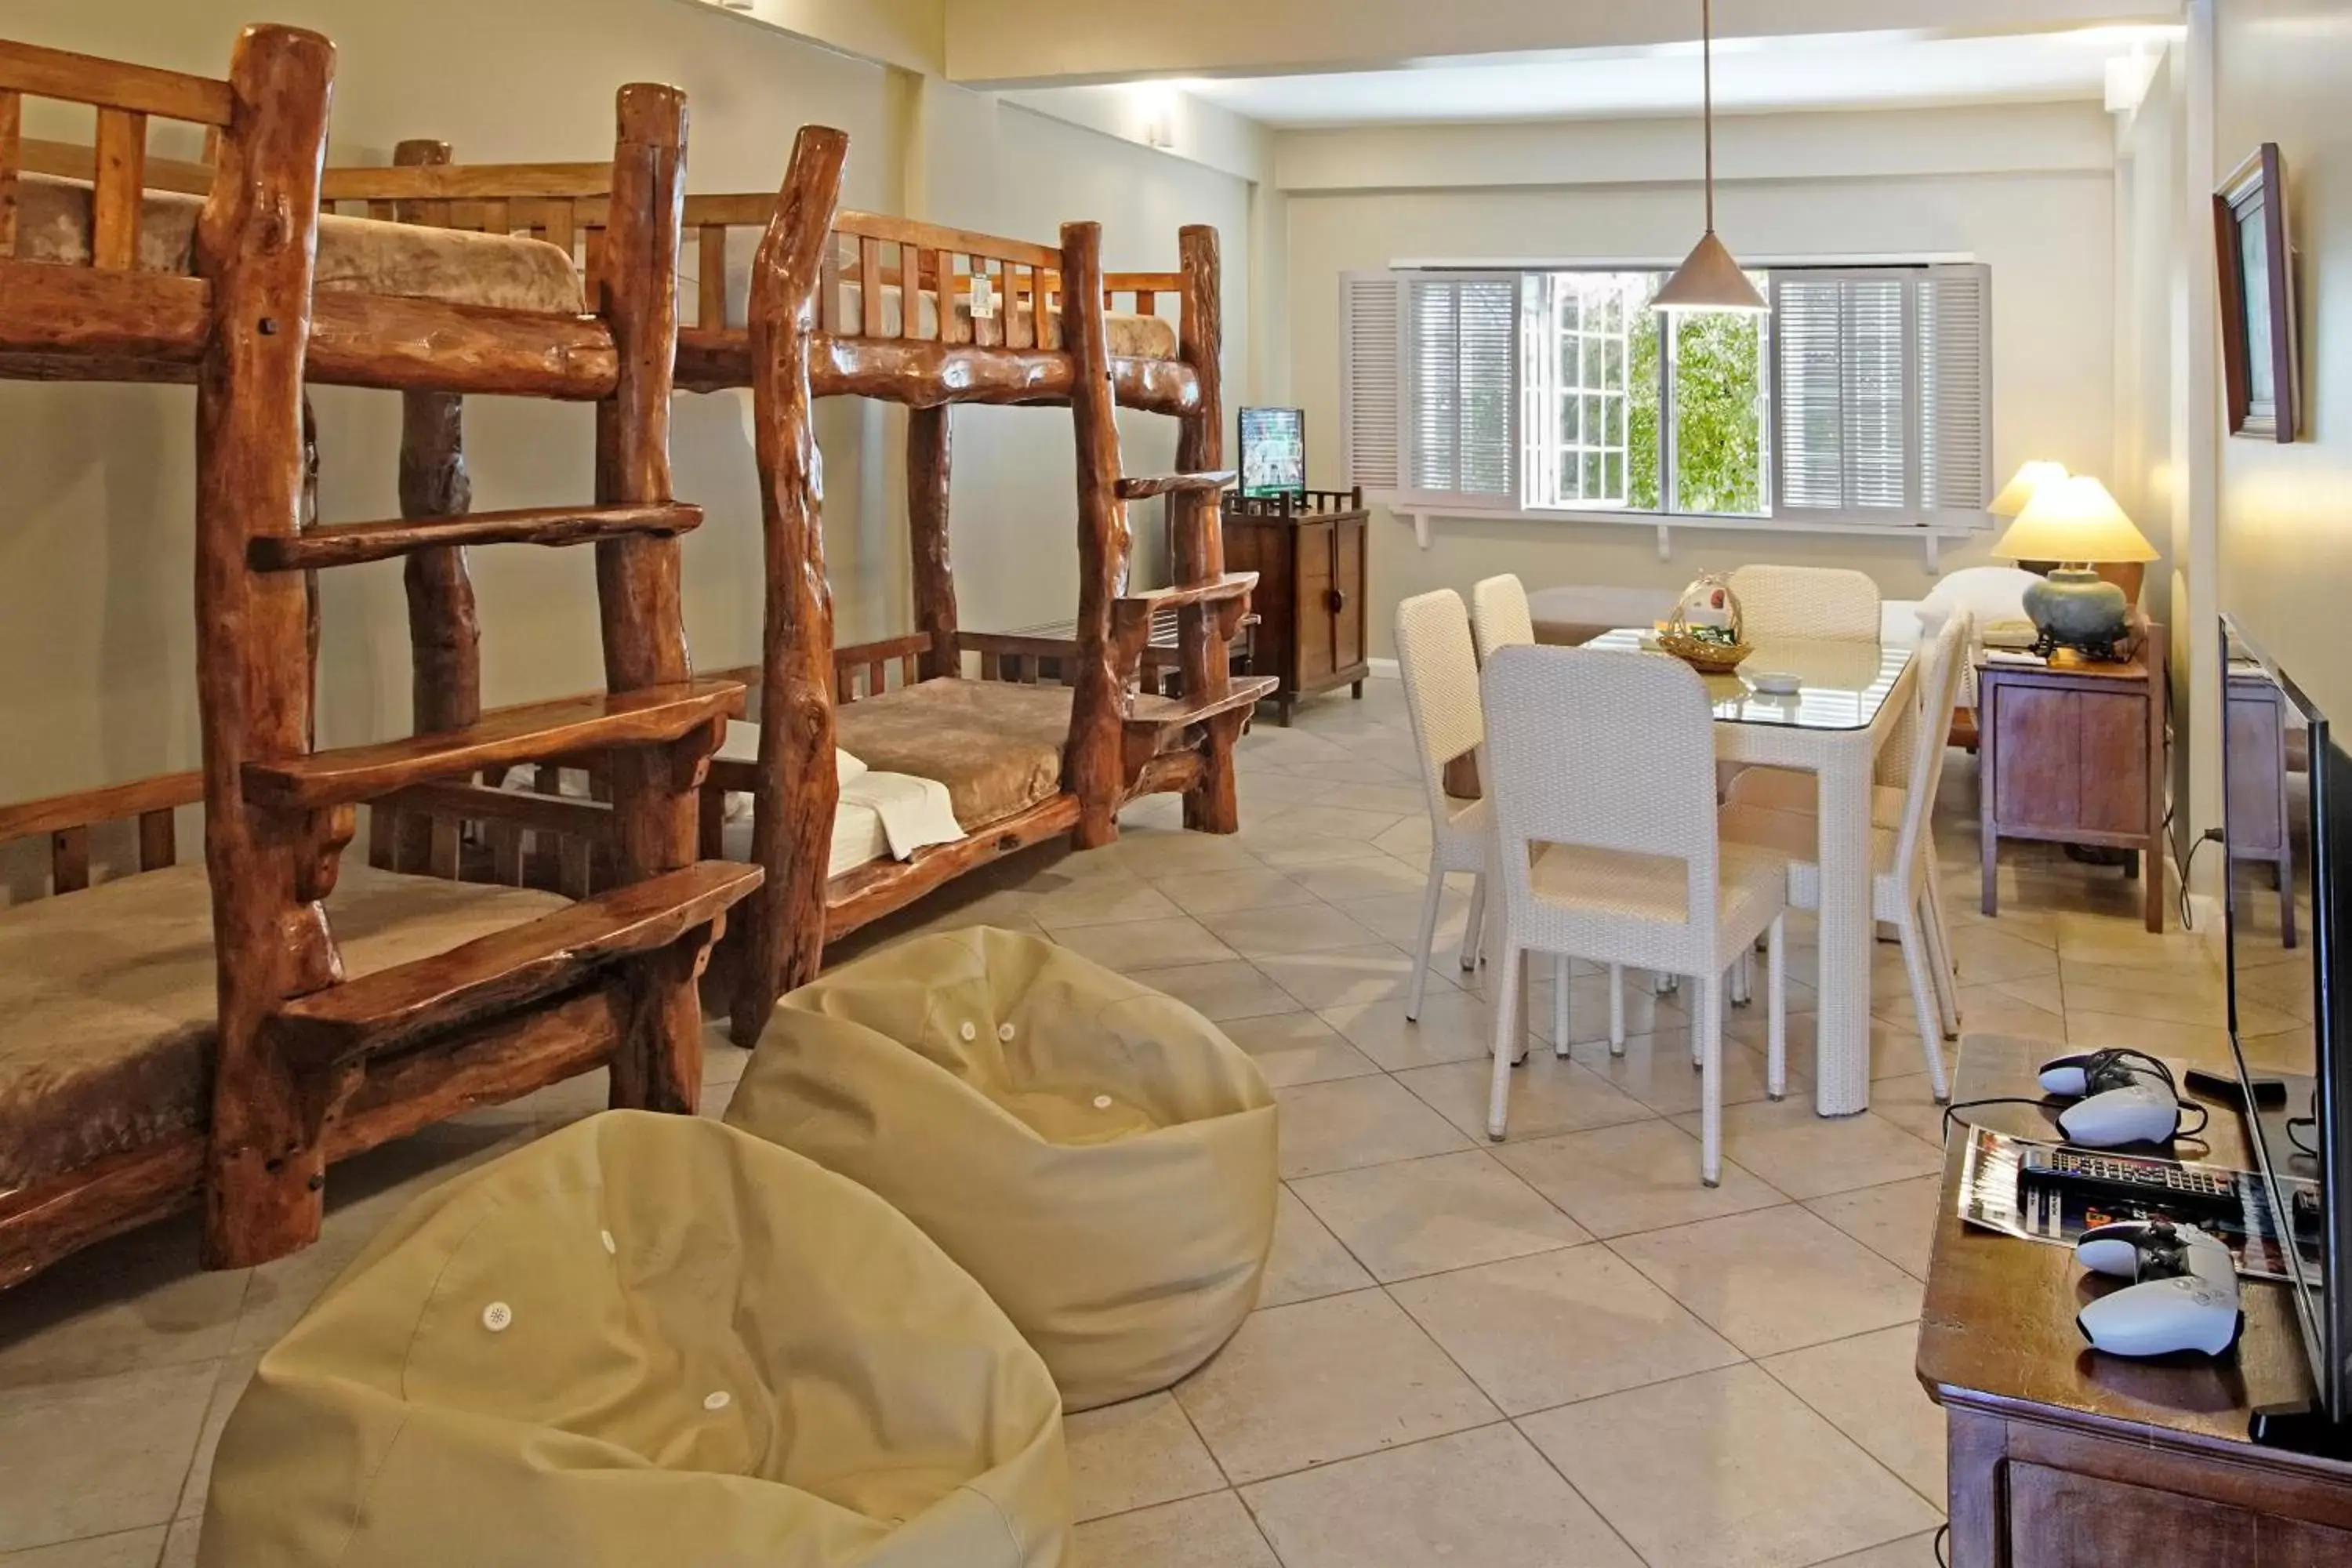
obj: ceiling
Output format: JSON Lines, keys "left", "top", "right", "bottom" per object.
{"left": 1171, "top": 26, "right": 2182, "bottom": 128}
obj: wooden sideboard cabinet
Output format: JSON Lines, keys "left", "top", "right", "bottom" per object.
{"left": 1221, "top": 488, "right": 1370, "bottom": 726}
{"left": 1976, "top": 619, "right": 2168, "bottom": 932}
{"left": 1921, "top": 1036, "right": 2352, "bottom": 1567}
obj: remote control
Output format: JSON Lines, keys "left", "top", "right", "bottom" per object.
{"left": 2017, "top": 1145, "right": 2241, "bottom": 1218}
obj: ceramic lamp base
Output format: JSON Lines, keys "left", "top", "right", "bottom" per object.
{"left": 2024, "top": 568, "right": 2132, "bottom": 661}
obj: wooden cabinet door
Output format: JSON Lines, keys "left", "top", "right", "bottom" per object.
{"left": 1294, "top": 518, "right": 1335, "bottom": 688}
{"left": 2009, "top": 1462, "right": 2352, "bottom": 1568}
{"left": 2076, "top": 689, "right": 2150, "bottom": 836}
{"left": 1992, "top": 684, "right": 2082, "bottom": 833}
{"left": 1334, "top": 514, "right": 1367, "bottom": 674}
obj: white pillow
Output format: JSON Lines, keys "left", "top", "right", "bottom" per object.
{"left": 717, "top": 720, "right": 869, "bottom": 787}
{"left": 1916, "top": 565, "right": 2040, "bottom": 639}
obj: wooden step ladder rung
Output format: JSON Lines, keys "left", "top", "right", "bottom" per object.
{"left": 248, "top": 502, "right": 702, "bottom": 572}
{"left": 241, "top": 679, "right": 742, "bottom": 811}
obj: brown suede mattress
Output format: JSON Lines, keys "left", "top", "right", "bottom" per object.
{"left": 18, "top": 174, "right": 586, "bottom": 314}
{"left": 0, "top": 863, "right": 569, "bottom": 1190}
{"left": 830, "top": 678, "right": 1074, "bottom": 831}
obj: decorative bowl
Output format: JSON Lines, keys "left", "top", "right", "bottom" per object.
{"left": 1743, "top": 669, "right": 1802, "bottom": 696}
{"left": 1657, "top": 629, "right": 1754, "bottom": 673}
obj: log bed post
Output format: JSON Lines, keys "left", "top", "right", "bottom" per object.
{"left": 194, "top": 24, "right": 337, "bottom": 1269}
{"left": 1174, "top": 223, "right": 1239, "bottom": 833}
{"left": 590, "top": 84, "right": 706, "bottom": 1108}
{"left": 908, "top": 404, "right": 959, "bottom": 680}
{"left": 731, "top": 124, "right": 848, "bottom": 1043}
{"left": 1061, "top": 220, "right": 1132, "bottom": 851}
{"left": 387, "top": 139, "right": 482, "bottom": 878}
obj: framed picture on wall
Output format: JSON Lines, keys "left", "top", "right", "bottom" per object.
{"left": 2216, "top": 142, "right": 2301, "bottom": 443}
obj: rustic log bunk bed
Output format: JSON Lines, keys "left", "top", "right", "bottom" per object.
{"left": 0, "top": 28, "right": 758, "bottom": 1289}
{"left": 321, "top": 125, "right": 1276, "bottom": 1042}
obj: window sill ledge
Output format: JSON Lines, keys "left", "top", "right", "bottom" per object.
{"left": 1377, "top": 501, "right": 1992, "bottom": 573}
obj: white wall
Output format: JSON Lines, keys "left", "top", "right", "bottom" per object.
{"left": 0, "top": 0, "right": 1249, "bottom": 805}
{"left": 1281, "top": 104, "right": 2118, "bottom": 654}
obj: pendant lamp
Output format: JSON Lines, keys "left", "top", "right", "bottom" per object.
{"left": 1654, "top": 0, "right": 1766, "bottom": 314}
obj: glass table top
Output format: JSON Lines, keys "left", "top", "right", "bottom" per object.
{"left": 1582, "top": 630, "right": 1915, "bottom": 731}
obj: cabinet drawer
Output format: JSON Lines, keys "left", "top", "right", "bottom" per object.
{"left": 2009, "top": 1461, "right": 2352, "bottom": 1568}
{"left": 1988, "top": 685, "right": 2149, "bottom": 836}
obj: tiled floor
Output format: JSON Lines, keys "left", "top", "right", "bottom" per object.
{"left": 0, "top": 679, "right": 2225, "bottom": 1568}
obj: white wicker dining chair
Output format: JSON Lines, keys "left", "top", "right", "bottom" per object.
{"left": 1481, "top": 645, "right": 1790, "bottom": 1185}
{"left": 1719, "top": 611, "right": 1975, "bottom": 1100}
{"left": 1725, "top": 564, "right": 1882, "bottom": 643}
{"left": 1463, "top": 574, "right": 1618, "bottom": 1045}
{"left": 1393, "top": 590, "right": 1497, "bottom": 1022}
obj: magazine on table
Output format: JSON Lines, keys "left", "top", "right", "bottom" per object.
{"left": 1954, "top": 1123, "right": 2319, "bottom": 1285}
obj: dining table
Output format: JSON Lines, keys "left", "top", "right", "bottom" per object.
{"left": 1584, "top": 629, "right": 1919, "bottom": 1117}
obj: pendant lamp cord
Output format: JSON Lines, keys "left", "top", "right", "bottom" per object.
{"left": 1701, "top": 0, "right": 1716, "bottom": 232}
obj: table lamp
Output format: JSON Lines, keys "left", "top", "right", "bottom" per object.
{"left": 1987, "top": 459, "right": 2069, "bottom": 517}
{"left": 1991, "top": 475, "right": 2158, "bottom": 660}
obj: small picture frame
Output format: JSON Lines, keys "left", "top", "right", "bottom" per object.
{"left": 2216, "top": 143, "right": 2301, "bottom": 443}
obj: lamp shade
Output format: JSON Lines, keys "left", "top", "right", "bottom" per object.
{"left": 1991, "top": 476, "right": 2159, "bottom": 564}
{"left": 1653, "top": 230, "right": 1768, "bottom": 313}
{"left": 1987, "top": 459, "right": 2068, "bottom": 518}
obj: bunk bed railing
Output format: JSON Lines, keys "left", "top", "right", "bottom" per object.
{"left": 0, "top": 771, "right": 202, "bottom": 898}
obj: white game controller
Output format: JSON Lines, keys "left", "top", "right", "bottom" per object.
{"left": 2075, "top": 1219, "right": 2243, "bottom": 1358}
{"left": 2038, "top": 1049, "right": 2184, "bottom": 1147}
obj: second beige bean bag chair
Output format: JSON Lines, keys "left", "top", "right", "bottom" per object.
{"left": 200, "top": 1112, "right": 1070, "bottom": 1567}
{"left": 726, "top": 926, "right": 1279, "bottom": 1411}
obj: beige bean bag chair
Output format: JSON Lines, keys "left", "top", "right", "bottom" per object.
{"left": 727, "top": 927, "right": 1279, "bottom": 1411}
{"left": 200, "top": 1112, "right": 1070, "bottom": 1568}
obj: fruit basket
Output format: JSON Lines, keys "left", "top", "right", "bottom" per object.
{"left": 1660, "top": 575, "right": 1752, "bottom": 673}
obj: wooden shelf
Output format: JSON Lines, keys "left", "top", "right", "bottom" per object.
{"left": 1115, "top": 470, "right": 1237, "bottom": 501}
{"left": 268, "top": 860, "right": 764, "bottom": 1070}
{"left": 1126, "top": 675, "right": 1279, "bottom": 738}
{"left": 241, "top": 680, "right": 742, "bottom": 811}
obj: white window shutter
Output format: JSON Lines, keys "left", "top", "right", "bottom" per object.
{"left": 1340, "top": 271, "right": 1401, "bottom": 493}
{"left": 1773, "top": 275, "right": 1847, "bottom": 514}
{"left": 1402, "top": 272, "right": 1522, "bottom": 510}
{"left": 1919, "top": 262, "right": 1993, "bottom": 512}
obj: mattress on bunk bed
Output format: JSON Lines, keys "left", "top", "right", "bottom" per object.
{"left": 17, "top": 173, "right": 586, "bottom": 314}
{"left": 830, "top": 278, "right": 1179, "bottom": 361}
{"left": 0, "top": 862, "right": 569, "bottom": 1189}
{"left": 829, "top": 678, "right": 1076, "bottom": 831}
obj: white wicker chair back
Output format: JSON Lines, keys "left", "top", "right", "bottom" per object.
{"left": 1470, "top": 574, "right": 1537, "bottom": 664}
{"left": 1394, "top": 590, "right": 1483, "bottom": 833}
{"left": 1726, "top": 564, "right": 1882, "bottom": 643}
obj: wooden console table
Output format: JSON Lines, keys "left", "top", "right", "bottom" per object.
{"left": 1221, "top": 488, "right": 1370, "bottom": 725}
{"left": 1919, "top": 1035, "right": 2352, "bottom": 1565}
{"left": 1976, "top": 620, "right": 2168, "bottom": 933}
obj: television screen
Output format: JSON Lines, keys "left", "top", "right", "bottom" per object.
{"left": 1239, "top": 407, "right": 1305, "bottom": 499}
{"left": 2223, "top": 615, "right": 2352, "bottom": 1430}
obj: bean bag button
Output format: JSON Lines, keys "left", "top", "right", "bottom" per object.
{"left": 728, "top": 926, "right": 1279, "bottom": 1411}
{"left": 481, "top": 1301, "right": 513, "bottom": 1333}
{"left": 703, "top": 1390, "right": 731, "bottom": 1411}
{"left": 960, "top": 1021, "right": 977, "bottom": 1042}
{"left": 600, "top": 1230, "right": 616, "bottom": 1255}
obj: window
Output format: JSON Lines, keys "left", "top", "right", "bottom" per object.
{"left": 1342, "top": 261, "right": 1990, "bottom": 528}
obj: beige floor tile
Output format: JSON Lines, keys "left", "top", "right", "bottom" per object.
{"left": 1065, "top": 1392, "right": 1228, "bottom": 1523}
{"left": 1319, "top": 989, "right": 1497, "bottom": 1073}
{"left": 1219, "top": 1011, "right": 1381, "bottom": 1088}
{"left": 1944, "top": 922, "right": 2061, "bottom": 984}
{"left": 1272, "top": 1076, "right": 1472, "bottom": 1180}
{"left": 1241, "top": 1424, "right": 1641, "bottom": 1568}
{"left": 1071, "top": 1491, "right": 1278, "bottom": 1568}
{"left": 1290, "top": 1151, "right": 1588, "bottom": 1282}
{"left": 1867, "top": 1073, "right": 1953, "bottom": 1147}
{"left": 1816, "top": 1530, "right": 1947, "bottom": 1566}
{"left": 0, "top": 1222, "right": 245, "bottom": 1391}
{"left": 1212, "top": 902, "right": 1388, "bottom": 959}
{"left": 1667, "top": 1099, "right": 1941, "bottom": 1201}
{"left": 1528, "top": 968, "right": 1693, "bottom": 1047}
{"left": 0, "top": 1529, "right": 171, "bottom": 1567}
{"left": 2054, "top": 913, "right": 2218, "bottom": 973}
{"left": 1494, "top": 1120, "right": 1783, "bottom": 1239}
{"left": 1520, "top": 1363, "right": 1941, "bottom": 1568}
{"left": 1371, "top": 817, "right": 1436, "bottom": 862}
{"left": 1570, "top": 1031, "right": 1791, "bottom": 1118}
{"left": 1308, "top": 781, "right": 1430, "bottom": 818}
{"left": 1029, "top": 876, "right": 1184, "bottom": 931}
{"left": 158, "top": 1522, "right": 197, "bottom": 1568}
{"left": 2062, "top": 956, "right": 2230, "bottom": 1004}
{"left": 1250, "top": 805, "right": 1408, "bottom": 845}
{"left": 1153, "top": 866, "right": 1319, "bottom": 918}
{"left": 1124, "top": 960, "right": 1301, "bottom": 1023}
{"left": 1807, "top": 1176, "right": 1943, "bottom": 1279}
{"left": 0, "top": 1362, "right": 218, "bottom": 1553}
{"left": 1173, "top": 1291, "right": 1497, "bottom": 1486}
{"left": 1258, "top": 944, "right": 1446, "bottom": 1012}
{"left": 172, "top": 1353, "right": 256, "bottom": 1523}
{"left": 1105, "top": 829, "right": 1265, "bottom": 879}
{"left": 2064, "top": 1008, "right": 2236, "bottom": 1058}
{"left": 1321, "top": 887, "right": 1468, "bottom": 953}
{"left": 1283, "top": 856, "right": 1429, "bottom": 902}
{"left": 2062, "top": 980, "right": 2239, "bottom": 1033}
{"left": 1609, "top": 1205, "right": 1923, "bottom": 1358}
{"left": 1390, "top": 1247, "right": 1743, "bottom": 1415}
{"left": 1396, "top": 1052, "right": 1656, "bottom": 1144}
{"left": 1051, "top": 914, "right": 1236, "bottom": 972}
{"left": 1243, "top": 829, "right": 1404, "bottom": 868}
{"left": 1761, "top": 1325, "right": 1947, "bottom": 1505}
{"left": 1259, "top": 1188, "right": 1376, "bottom": 1308}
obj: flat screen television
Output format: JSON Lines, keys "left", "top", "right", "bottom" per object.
{"left": 2222, "top": 614, "right": 2352, "bottom": 1433}
{"left": 1238, "top": 406, "right": 1305, "bottom": 500}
